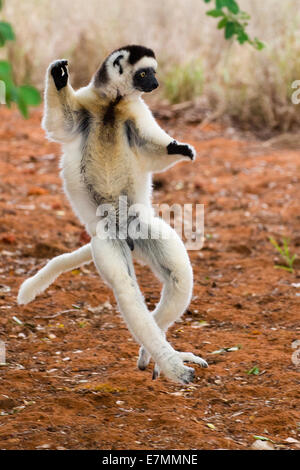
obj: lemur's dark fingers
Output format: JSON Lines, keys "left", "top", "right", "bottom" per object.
{"left": 50, "top": 59, "right": 68, "bottom": 75}
{"left": 167, "top": 140, "right": 196, "bottom": 160}
{"left": 50, "top": 60, "right": 69, "bottom": 91}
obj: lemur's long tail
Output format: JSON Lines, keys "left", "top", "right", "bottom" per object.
{"left": 18, "top": 243, "right": 92, "bottom": 305}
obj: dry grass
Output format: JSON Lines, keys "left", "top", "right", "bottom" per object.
{"left": 2, "top": 0, "right": 300, "bottom": 130}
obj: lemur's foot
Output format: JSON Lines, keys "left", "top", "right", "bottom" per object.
{"left": 159, "top": 354, "right": 196, "bottom": 384}
{"left": 153, "top": 352, "right": 208, "bottom": 383}
{"left": 138, "top": 347, "right": 208, "bottom": 376}
{"left": 141, "top": 351, "right": 208, "bottom": 384}
{"left": 167, "top": 140, "right": 196, "bottom": 161}
{"left": 50, "top": 59, "right": 69, "bottom": 91}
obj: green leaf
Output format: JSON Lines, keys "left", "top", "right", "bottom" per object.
{"left": 218, "top": 17, "right": 228, "bottom": 29}
{"left": 18, "top": 85, "right": 41, "bottom": 106}
{"left": 17, "top": 92, "right": 29, "bottom": 118}
{"left": 0, "top": 22, "right": 15, "bottom": 41}
{"left": 270, "top": 236, "right": 296, "bottom": 272}
{"left": 4, "top": 87, "right": 11, "bottom": 106}
{"left": 283, "top": 240, "right": 290, "bottom": 258}
{"left": 206, "top": 9, "right": 224, "bottom": 17}
{"left": 225, "top": 21, "right": 236, "bottom": 39}
{"left": 269, "top": 237, "right": 281, "bottom": 253}
{"left": 240, "top": 11, "right": 251, "bottom": 20}
{"left": 225, "top": 0, "right": 239, "bottom": 14}
{"left": 247, "top": 366, "right": 260, "bottom": 375}
{"left": 216, "top": 0, "right": 226, "bottom": 9}
{"left": 206, "top": 423, "right": 216, "bottom": 430}
{"left": 16, "top": 87, "right": 32, "bottom": 118}
{"left": 204, "top": 0, "right": 263, "bottom": 51}
{"left": 211, "top": 345, "right": 241, "bottom": 355}
{"left": 254, "top": 38, "right": 265, "bottom": 50}
{"left": 275, "top": 264, "right": 293, "bottom": 273}
{"left": 253, "top": 436, "right": 274, "bottom": 443}
{"left": 2, "top": 78, "right": 16, "bottom": 106}
{"left": 237, "top": 30, "right": 249, "bottom": 44}
{"left": 0, "top": 60, "right": 12, "bottom": 79}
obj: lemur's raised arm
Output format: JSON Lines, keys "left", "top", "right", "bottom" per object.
{"left": 127, "top": 98, "right": 195, "bottom": 172}
{"left": 42, "top": 60, "right": 80, "bottom": 143}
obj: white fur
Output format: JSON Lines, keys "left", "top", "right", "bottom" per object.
{"left": 18, "top": 244, "right": 92, "bottom": 305}
{"left": 132, "top": 56, "right": 157, "bottom": 72}
{"left": 18, "top": 49, "right": 207, "bottom": 384}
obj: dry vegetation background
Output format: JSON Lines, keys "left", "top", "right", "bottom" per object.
{"left": 1, "top": 0, "right": 300, "bottom": 130}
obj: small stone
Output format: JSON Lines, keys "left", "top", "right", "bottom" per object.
{"left": 251, "top": 440, "right": 274, "bottom": 450}
{"left": 36, "top": 443, "right": 51, "bottom": 449}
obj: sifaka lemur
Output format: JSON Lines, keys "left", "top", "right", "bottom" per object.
{"left": 18, "top": 45, "right": 208, "bottom": 384}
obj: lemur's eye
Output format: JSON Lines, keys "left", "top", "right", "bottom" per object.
{"left": 140, "top": 71, "right": 146, "bottom": 78}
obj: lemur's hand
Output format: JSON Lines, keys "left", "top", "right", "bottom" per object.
{"left": 167, "top": 140, "right": 196, "bottom": 161}
{"left": 50, "top": 60, "right": 69, "bottom": 91}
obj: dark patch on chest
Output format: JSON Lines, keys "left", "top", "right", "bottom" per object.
{"left": 76, "top": 108, "right": 93, "bottom": 156}
{"left": 103, "top": 95, "right": 122, "bottom": 126}
{"left": 124, "top": 120, "right": 147, "bottom": 148}
{"left": 85, "top": 182, "right": 105, "bottom": 207}
{"left": 75, "top": 108, "right": 92, "bottom": 143}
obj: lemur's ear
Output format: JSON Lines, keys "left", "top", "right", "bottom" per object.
{"left": 113, "top": 54, "right": 124, "bottom": 74}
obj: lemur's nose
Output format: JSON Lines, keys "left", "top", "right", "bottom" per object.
{"left": 152, "top": 78, "right": 159, "bottom": 90}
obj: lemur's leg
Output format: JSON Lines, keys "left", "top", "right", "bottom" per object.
{"left": 18, "top": 244, "right": 92, "bottom": 305}
{"left": 91, "top": 232, "right": 197, "bottom": 384}
{"left": 133, "top": 217, "right": 208, "bottom": 373}
{"left": 42, "top": 60, "right": 80, "bottom": 142}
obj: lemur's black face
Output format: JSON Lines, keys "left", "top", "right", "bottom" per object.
{"left": 133, "top": 67, "right": 158, "bottom": 93}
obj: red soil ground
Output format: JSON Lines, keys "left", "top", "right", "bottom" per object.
{"left": 0, "top": 106, "right": 299, "bottom": 450}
